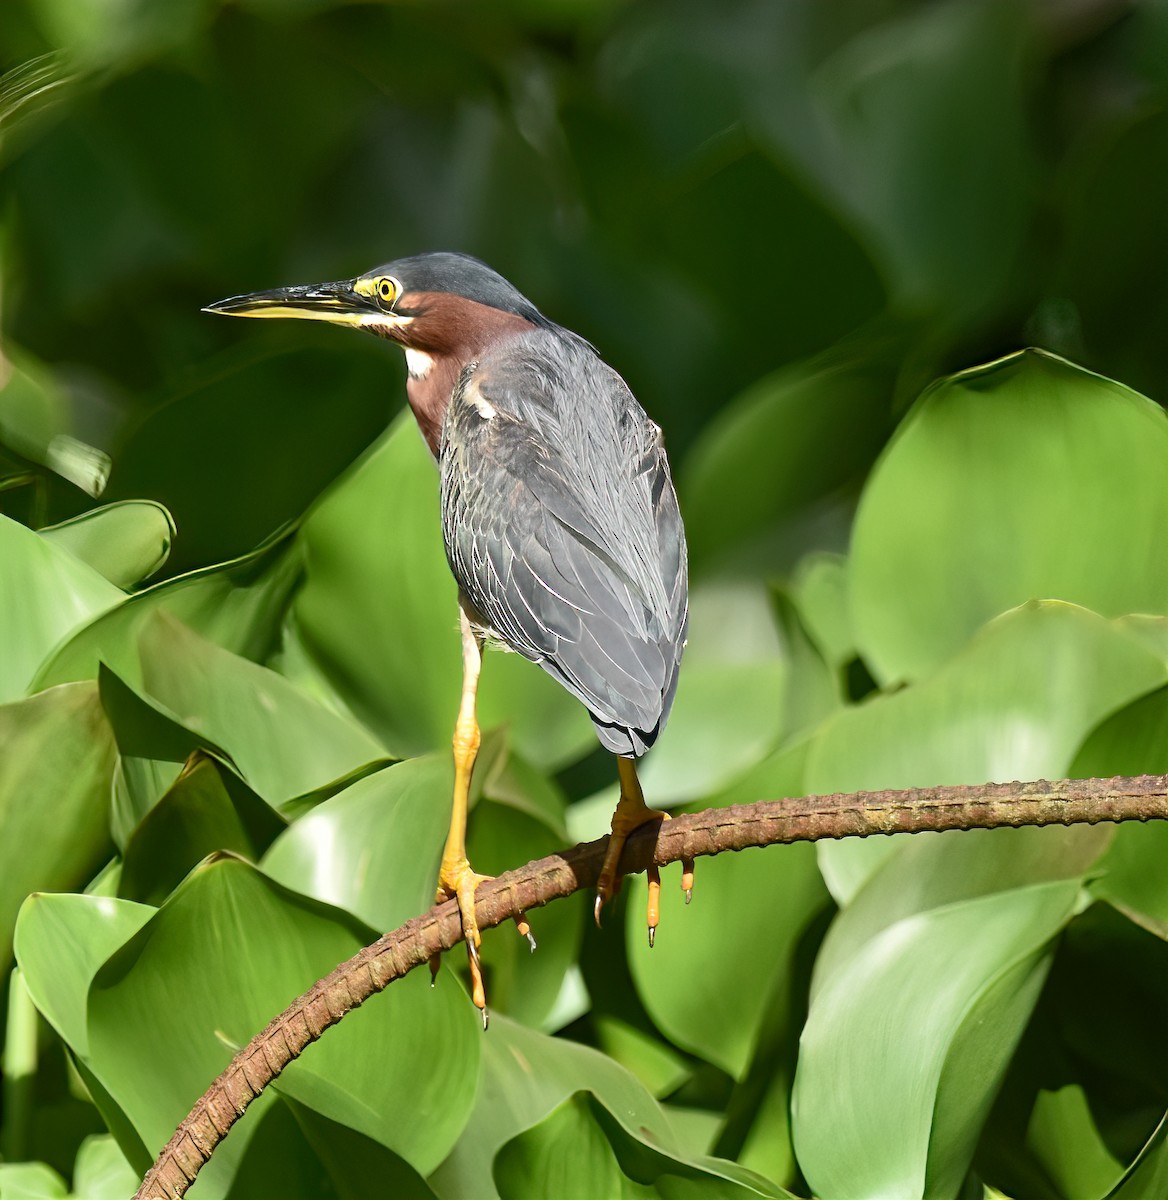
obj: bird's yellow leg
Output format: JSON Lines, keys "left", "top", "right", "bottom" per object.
{"left": 434, "top": 606, "right": 532, "bottom": 1027}
{"left": 595, "top": 757, "right": 694, "bottom": 945}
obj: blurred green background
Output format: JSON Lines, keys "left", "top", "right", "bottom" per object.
{"left": 3, "top": 2, "right": 1168, "bottom": 1198}
{"left": 3, "top": 0, "right": 1164, "bottom": 574}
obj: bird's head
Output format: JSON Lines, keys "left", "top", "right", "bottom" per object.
{"left": 207, "top": 252, "right": 550, "bottom": 451}
{"left": 205, "top": 251, "right": 548, "bottom": 360}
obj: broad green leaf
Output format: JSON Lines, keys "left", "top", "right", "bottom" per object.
{"left": 495, "top": 1094, "right": 772, "bottom": 1198}
{"left": 99, "top": 664, "right": 233, "bottom": 845}
{"left": 70, "top": 1135, "right": 140, "bottom": 1200}
{"left": 290, "top": 413, "right": 593, "bottom": 767}
{"left": 0, "top": 1163, "right": 67, "bottom": 1199}
{"left": 261, "top": 755, "right": 452, "bottom": 933}
{"left": 1019, "top": 1085, "right": 1125, "bottom": 1198}
{"left": 262, "top": 741, "right": 582, "bottom": 1030}
{"left": 788, "top": 551, "right": 853, "bottom": 673}
{"left": 681, "top": 351, "right": 893, "bottom": 571}
{"left": 593, "top": 1016, "right": 690, "bottom": 1099}
{"left": 812, "top": 823, "right": 1109, "bottom": 1002}
{"left": 850, "top": 351, "right": 1168, "bottom": 684}
{"left": 702, "top": 735, "right": 810, "bottom": 811}
{"left": 39, "top": 500, "right": 174, "bottom": 588}
{"left": 429, "top": 1016, "right": 785, "bottom": 1200}
{"left": 0, "top": 515, "right": 124, "bottom": 700}
{"left": 736, "top": 1069, "right": 799, "bottom": 1194}
{"left": 770, "top": 587, "right": 840, "bottom": 739}
{"left": 0, "top": 351, "right": 68, "bottom": 472}
{"left": 628, "top": 841, "right": 828, "bottom": 1080}
{"left": 792, "top": 880, "right": 1080, "bottom": 1200}
{"left": 0, "top": 348, "right": 107, "bottom": 497}
{"left": 636, "top": 662, "right": 785, "bottom": 806}
{"left": 252, "top": 1095, "right": 439, "bottom": 1200}
{"left": 135, "top": 612, "right": 385, "bottom": 807}
{"left": 1107, "top": 1112, "right": 1168, "bottom": 1200}
{"left": 808, "top": 602, "right": 1166, "bottom": 904}
{"left": 466, "top": 790, "right": 585, "bottom": 1029}
{"left": 121, "top": 752, "right": 286, "bottom": 905}
{"left": 15, "top": 892, "right": 154, "bottom": 1055}
{"left": 494, "top": 1095, "right": 656, "bottom": 1199}
{"left": 1070, "top": 686, "right": 1168, "bottom": 938}
{"left": 33, "top": 531, "right": 302, "bottom": 692}
{"left": 629, "top": 581, "right": 788, "bottom": 806}
{"left": 0, "top": 683, "right": 116, "bottom": 970}
{"left": 977, "top": 902, "right": 1168, "bottom": 1200}
{"left": 86, "top": 856, "right": 479, "bottom": 1186}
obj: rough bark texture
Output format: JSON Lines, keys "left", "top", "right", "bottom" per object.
{"left": 134, "top": 774, "right": 1168, "bottom": 1199}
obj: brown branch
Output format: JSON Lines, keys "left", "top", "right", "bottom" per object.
{"left": 134, "top": 774, "right": 1168, "bottom": 1200}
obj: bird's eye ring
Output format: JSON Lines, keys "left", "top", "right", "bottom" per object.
{"left": 375, "top": 276, "right": 399, "bottom": 306}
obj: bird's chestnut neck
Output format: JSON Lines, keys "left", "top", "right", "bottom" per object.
{"left": 389, "top": 291, "right": 535, "bottom": 455}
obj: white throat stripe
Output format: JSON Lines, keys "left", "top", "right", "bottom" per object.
{"left": 404, "top": 348, "right": 434, "bottom": 379}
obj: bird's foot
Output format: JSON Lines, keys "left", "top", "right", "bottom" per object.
{"left": 595, "top": 806, "right": 694, "bottom": 946}
{"left": 432, "top": 858, "right": 534, "bottom": 1028}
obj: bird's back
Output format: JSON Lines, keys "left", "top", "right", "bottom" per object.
{"left": 440, "top": 327, "right": 687, "bottom": 756}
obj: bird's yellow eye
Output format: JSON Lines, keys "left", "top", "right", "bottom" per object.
{"left": 375, "top": 276, "right": 398, "bottom": 305}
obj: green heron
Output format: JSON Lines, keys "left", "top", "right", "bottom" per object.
{"left": 207, "top": 252, "right": 690, "bottom": 1021}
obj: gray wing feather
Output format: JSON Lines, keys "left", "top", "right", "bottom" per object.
{"left": 440, "top": 329, "right": 688, "bottom": 756}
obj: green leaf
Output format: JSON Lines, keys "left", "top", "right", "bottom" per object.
{"left": 850, "top": 351, "right": 1168, "bottom": 684}
{"left": 638, "top": 663, "right": 785, "bottom": 808}
{"left": 290, "top": 413, "right": 594, "bottom": 767}
{"left": 38, "top": 500, "right": 174, "bottom": 588}
{"left": 135, "top": 612, "right": 385, "bottom": 807}
{"left": 85, "top": 856, "right": 480, "bottom": 1184}
{"left": 1106, "top": 1112, "right": 1168, "bottom": 1200}
{"left": 681, "top": 351, "right": 894, "bottom": 571}
{"left": 120, "top": 752, "right": 286, "bottom": 905}
{"left": 0, "top": 347, "right": 107, "bottom": 497}
{"left": 770, "top": 586, "right": 840, "bottom": 739}
{"left": 70, "top": 1135, "right": 140, "bottom": 1200}
{"left": 1070, "top": 687, "right": 1168, "bottom": 938}
{"left": 429, "top": 1016, "right": 784, "bottom": 1200}
{"left": 628, "top": 841, "right": 828, "bottom": 1080}
{"left": 636, "top": 581, "right": 788, "bottom": 806}
{"left": 788, "top": 551, "right": 854, "bottom": 674}
{"left": 466, "top": 748, "right": 586, "bottom": 1030}
{"left": 0, "top": 683, "right": 116, "bottom": 971}
{"left": 98, "top": 664, "right": 235, "bottom": 846}
{"left": 978, "top": 901, "right": 1168, "bottom": 1200}
{"left": 494, "top": 1095, "right": 656, "bottom": 1199}
{"left": 261, "top": 755, "right": 452, "bottom": 934}
{"left": 0, "top": 515, "right": 124, "bottom": 701}
{"left": 33, "top": 531, "right": 302, "bottom": 692}
{"left": 792, "top": 880, "right": 1081, "bottom": 1199}
{"left": 593, "top": 1016, "right": 691, "bottom": 1100}
{"left": 253, "top": 1096, "right": 439, "bottom": 1200}
{"left": 1020, "top": 1085, "right": 1126, "bottom": 1198}
{"left": 14, "top": 893, "right": 154, "bottom": 1056}
{"left": 808, "top": 602, "right": 1166, "bottom": 904}
{"left": 0, "top": 1163, "right": 67, "bottom": 1199}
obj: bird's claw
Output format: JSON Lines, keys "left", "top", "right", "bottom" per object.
{"left": 516, "top": 915, "right": 537, "bottom": 954}
{"left": 436, "top": 865, "right": 538, "bottom": 1024}
{"left": 647, "top": 863, "right": 661, "bottom": 947}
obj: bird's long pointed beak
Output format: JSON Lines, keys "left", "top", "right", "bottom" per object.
{"left": 203, "top": 280, "right": 382, "bottom": 329}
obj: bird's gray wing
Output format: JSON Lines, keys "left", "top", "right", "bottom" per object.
{"left": 440, "top": 330, "right": 687, "bottom": 755}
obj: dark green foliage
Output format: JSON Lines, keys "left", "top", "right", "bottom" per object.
{"left": 2, "top": 2, "right": 1167, "bottom": 1197}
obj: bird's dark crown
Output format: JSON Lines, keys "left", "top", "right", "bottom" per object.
{"left": 378, "top": 252, "right": 550, "bottom": 327}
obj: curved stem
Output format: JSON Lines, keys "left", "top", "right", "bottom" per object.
{"left": 134, "top": 773, "right": 1168, "bottom": 1199}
